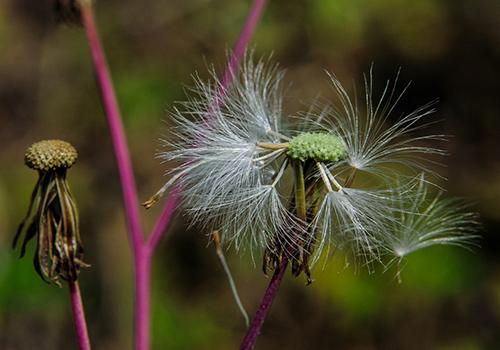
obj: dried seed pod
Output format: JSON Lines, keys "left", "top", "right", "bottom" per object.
{"left": 14, "top": 139, "right": 88, "bottom": 286}
{"left": 25, "top": 140, "right": 78, "bottom": 171}
{"left": 53, "top": 0, "right": 92, "bottom": 25}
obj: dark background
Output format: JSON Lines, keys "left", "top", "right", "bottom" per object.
{"left": 0, "top": 0, "right": 499, "bottom": 349}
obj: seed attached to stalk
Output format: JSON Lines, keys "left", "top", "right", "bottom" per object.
{"left": 287, "top": 132, "right": 347, "bottom": 163}
{"left": 13, "top": 140, "right": 89, "bottom": 286}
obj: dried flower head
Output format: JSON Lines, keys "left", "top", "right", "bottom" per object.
{"left": 54, "top": 0, "right": 81, "bottom": 24}
{"left": 152, "top": 57, "right": 478, "bottom": 281}
{"left": 53, "top": 0, "right": 92, "bottom": 24}
{"left": 13, "top": 140, "right": 88, "bottom": 286}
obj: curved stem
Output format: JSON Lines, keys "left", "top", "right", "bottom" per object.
{"left": 221, "top": 0, "right": 268, "bottom": 88}
{"left": 79, "top": 1, "right": 268, "bottom": 350}
{"left": 81, "top": 3, "right": 144, "bottom": 250}
{"left": 81, "top": 7, "right": 150, "bottom": 348}
{"left": 212, "top": 230, "right": 249, "bottom": 327}
{"left": 147, "top": 187, "right": 179, "bottom": 251}
{"left": 239, "top": 258, "right": 288, "bottom": 350}
{"left": 150, "top": 0, "right": 269, "bottom": 245}
{"left": 69, "top": 281, "right": 91, "bottom": 350}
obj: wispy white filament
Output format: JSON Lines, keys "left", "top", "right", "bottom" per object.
{"left": 158, "top": 56, "right": 478, "bottom": 272}
{"left": 302, "top": 68, "right": 447, "bottom": 181}
{"left": 379, "top": 175, "right": 479, "bottom": 264}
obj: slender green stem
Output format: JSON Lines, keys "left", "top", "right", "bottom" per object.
{"left": 294, "top": 160, "right": 307, "bottom": 221}
{"left": 257, "top": 142, "right": 290, "bottom": 150}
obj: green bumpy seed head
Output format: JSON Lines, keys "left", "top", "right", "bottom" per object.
{"left": 25, "top": 140, "right": 78, "bottom": 171}
{"left": 287, "top": 132, "right": 347, "bottom": 163}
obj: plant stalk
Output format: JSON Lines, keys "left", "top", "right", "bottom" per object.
{"left": 152, "top": 0, "right": 269, "bottom": 235}
{"left": 294, "top": 161, "right": 307, "bottom": 221}
{"left": 212, "top": 230, "right": 249, "bottom": 327}
{"left": 69, "top": 281, "right": 91, "bottom": 350}
{"left": 81, "top": 5, "right": 151, "bottom": 349}
{"left": 239, "top": 161, "right": 308, "bottom": 349}
{"left": 239, "top": 258, "right": 288, "bottom": 350}
{"left": 134, "top": 248, "right": 152, "bottom": 350}
{"left": 80, "top": 1, "right": 268, "bottom": 349}
{"left": 221, "top": 0, "right": 268, "bottom": 88}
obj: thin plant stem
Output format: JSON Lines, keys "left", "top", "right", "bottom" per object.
{"left": 151, "top": 0, "right": 268, "bottom": 235}
{"left": 212, "top": 231, "right": 249, "bottom": 327}
{"left": 257, "top": 142, "right": 290, "bottom": 150}
{"left": 239, "top": 258, "right": 288, "bottom": 350}
{"left": 134, "top": 248, "right": 152, "bottom": 350}
{"left": 80, "top": 4, "right": 143, "bottom": 250}
{"left": 221, "top": 0, "right": 268, "bottom": 88}
{"left": 79, "top": 1, "right": 268, "bottom": 349}
{"left": 69, "top": 281, "right": 92, "bottom": 350}
{"left": 294, "top": 160, "right": 307, "bottom": 220}
{"left": 147, "top": 188, "right": 179, "bottom": 251}
{"left": 80, "top": 4, "right": 150, "bottom": 349}
{"left": 240, "top": 161, "right": 307, "bottom": 349}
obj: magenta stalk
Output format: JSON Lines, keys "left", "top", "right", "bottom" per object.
{"left": 69, "top": 282, "right": 92, "bottom": 350}
{"left": 147, "top": 188, "right": 179, "bottom": 251}
{"left": 151, "top": 0, "right": 269, "bottom": 235}
{"left": 221, "top": 0, "right": 268, "bottom": 88}
{"left": 133, "top": 248, "right": 152, "bottom": 350}
{"left": 80, "top": 4, "right": 143, "bottom": 250}
{"left": 80, "top": 4, "right": 150, "bottom": 349}
{"left": 80, "top": 0, "right": 268, "bottom": 349}
{"left": 239, "top": 258, "right": 289, "bottom": 350}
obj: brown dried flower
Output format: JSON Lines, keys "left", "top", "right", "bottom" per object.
{"left": 13, "top": 140, "right": 88, "bottom": 286}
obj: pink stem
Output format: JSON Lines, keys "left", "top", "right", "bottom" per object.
{"left": 69, "top": 281, "right": 92, "bottom": 350}
{"left": 80, "top": 1, "right": 268, "bottom": 349}
{"left": 81, "top": 4, "right": 150, "bottom": 350}
{"left": 239, "top": 259, "right": 288, "bottom": 350}
{"left": 134, "top": 248, "right": 152, "bottom": 350}
{"left": 221, "top": 0, "right": 268, "bottom": 88}
{"left": 147, "top": 187, "right": 179, "bottom": 251}
{"left": 151, "top": 0, "right": 269, "bottom": 244}
{"left": 81, "top": 4, "right": 144, "bottom": 251}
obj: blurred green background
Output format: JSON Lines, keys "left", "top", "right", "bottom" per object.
{"left": 1, "top": 0, "right": 499, "bottom": 349}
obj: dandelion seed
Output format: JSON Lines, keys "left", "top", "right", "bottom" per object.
{"left": 379, "top": 174, "right": 479, "bottom": 265}
{"left": 303, "top": 68, "right": 447, "bottom": 182}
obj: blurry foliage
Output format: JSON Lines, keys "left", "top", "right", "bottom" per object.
{"left": 400, "top": 247, "right": 483, "bottom": 298}
{"left": 1, "top": 0, "right": 499, "bottom": 349}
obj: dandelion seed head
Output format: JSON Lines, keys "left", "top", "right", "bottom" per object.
{"left": 154, "top": 55, "right": 479, "bottom": 279}
{"left": 287, "top": 132, "right": 347, "bottom": 163}
{"left": 25, "top": 139, "right": 78, "bottom": 171}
